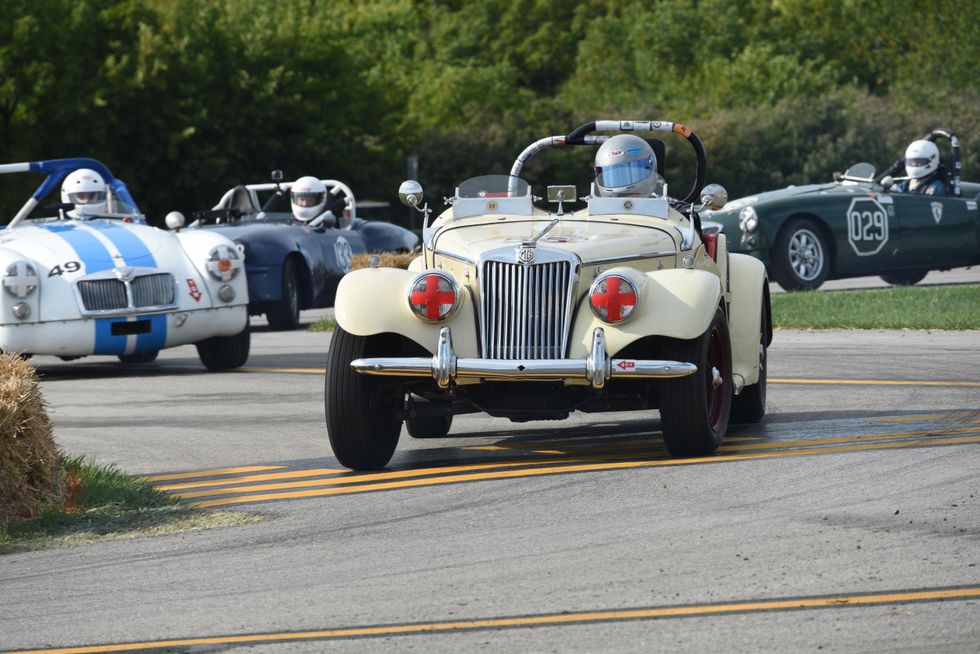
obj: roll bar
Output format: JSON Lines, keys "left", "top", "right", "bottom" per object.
{"left": 877, "top": 129, "right": 961, "bottom": 197}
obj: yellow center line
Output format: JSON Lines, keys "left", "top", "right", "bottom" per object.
{"left": 770, "top": 378, "right": 980, "bottom": 387}
{"left": 871, "top": 412, "right": 980, "bottom": 424}
{"left": 238, "top": 367, "right": 324, "bottom": 374}
{"left": 188, "top": 435, "right": 980, "bottom": 507}
{"left": 163, "top": 426, "right": 980, "bottom": 500}
{"left": 8, "top": 586, "right": 980, "bottom": 653}
{"left": 137, "top": 465, "right": 285, "bottom": 483}
{"left": 156, "top": 467, "right": 347, "bottom": 491}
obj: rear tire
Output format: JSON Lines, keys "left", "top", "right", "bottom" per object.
{"left": 266, "top": 258, "right": 301, "bottom": 330}
{"left": 880, "top": 269, "right": 927, "bottom": 286}
{"left": 730, "top": 301, "right": 768, "bottom": 424}
{"left": 196, "top": 322, "right": 250, "bottom": 371}
{"left": 406, "top": 413, "right": 453, "bottom": 438}
{"left": 118, "top": 350, "right": 159, "bottom": 364}
{"left": 659, "top": 307, "right": 733, "bottom": 456}
{"left": 324, "top": 326, "right": 402, "bottom": 470}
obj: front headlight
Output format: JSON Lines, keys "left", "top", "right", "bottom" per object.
{"left": 739, "top": 206, "right": 759, "bottom": 233}
{"left": 3, "top": 261, "right": 39, "bottom": 298}
{"left": 589, "top": 273, "right": 639, "bottom": 324}
{"left": 205, "top": 245, "right": 243, "bottom": 282}
{"left": 408, "top": 270, "right": 461, "bottom": 322}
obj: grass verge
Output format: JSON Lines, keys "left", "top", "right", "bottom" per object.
{"left": 0, "top": 455, "right": 263, "bottom": 554}
{"left": 772, "top": 284, "right": 980, "bottom": 329}
{"left": 308, "top": 318, "right": 337, "bottom": 332}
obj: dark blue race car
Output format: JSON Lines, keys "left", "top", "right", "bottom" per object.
{"left": 172, "top": 173, "right": 418, "bottom": 330}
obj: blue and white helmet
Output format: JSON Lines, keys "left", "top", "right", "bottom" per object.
{"left": 60, "top": 168, "right": 108, "bottom": 217}
{"left": 594, "top": 134, "right": 658, "bottom": 197}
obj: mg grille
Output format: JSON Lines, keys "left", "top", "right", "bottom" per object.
{"left": 480, "top": 260, "right": 573, "bottom": 359}
{"left": 77, "top": 273, "right": 175, "bottom": 312}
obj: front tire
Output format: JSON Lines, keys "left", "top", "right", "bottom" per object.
{"left": 772, "top": 218, "right": 829, "bottom": 291}
{"left": 659, "top": 307, "right": 733, "bottom": 456}
{"left": 266, "top": 258, "right": 301, "bottom": 330}
{"left": 196, "top": 322, "right": 250, "bottom": 371}
{"left": 880, "top": 269, "right": 927, "bottom": 286}
{"left": 118, "top": 350, "right": 159, "bottom": 364}
{"left": 324, "top": 327, "right": 402, "bottom": 470}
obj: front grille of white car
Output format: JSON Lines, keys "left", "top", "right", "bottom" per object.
{"left": 479, "top": 249, "right": 578, "bottom": 359}
{"left": 77, "top": 273, "right": 176, "bottom": 314}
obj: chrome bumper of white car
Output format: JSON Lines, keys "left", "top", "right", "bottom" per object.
{"left": 351, "top": 326, "right": 697, "bottom": 390}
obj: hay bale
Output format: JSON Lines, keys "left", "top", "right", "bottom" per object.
{"left": 351, "top": 252, "right": 417, "bottom": 270}
{"left": 0, "top": 353, "right": 60, "bottom": 527}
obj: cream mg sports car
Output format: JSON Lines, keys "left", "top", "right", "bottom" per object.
{"left": 0, "top": 158, "right": 250, "bottom": 369}
{"left": 325, "top": 121, "right": 772, "bottom": 470}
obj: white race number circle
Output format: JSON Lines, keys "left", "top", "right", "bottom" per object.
{"left": 334, "top": 236, "right": 353, "bottom": 273}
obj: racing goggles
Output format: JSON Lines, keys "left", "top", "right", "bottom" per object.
{"left": 67, "top": 191, "right": 107, "bottom": 205}
{"left": 597, "top": 157, "right": 654, "bottom": 189}
{"left": 292, "top": 191, "right": 325, "bottom": 207}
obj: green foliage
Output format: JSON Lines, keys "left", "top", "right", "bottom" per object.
{"left": 0, "top": 0, "right": 977, "bottom": 223}
{"left": 772, "top": 285, "right": 980, "bottom": 330}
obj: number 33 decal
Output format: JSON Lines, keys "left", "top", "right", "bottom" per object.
{"left": 48, "top": 261, "right": 81, "bottom": 276}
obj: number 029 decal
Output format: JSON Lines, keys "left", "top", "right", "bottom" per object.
{"left": 48, "top": 261, "right": 82, "bottom": 276}
{"left": 846, "top": 197, "right": 889, "bottom": 256}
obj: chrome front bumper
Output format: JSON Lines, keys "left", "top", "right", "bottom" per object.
{"left": 351, "top": 326, "right": 697, "bottom": 390}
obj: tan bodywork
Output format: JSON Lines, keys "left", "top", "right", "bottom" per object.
{"left": 335, "top": 204, "right": 766, "bottom": 389}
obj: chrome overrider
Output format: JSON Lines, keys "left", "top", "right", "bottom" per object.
{"left": 350, "top": 326, "right": 697, "bottom": 390}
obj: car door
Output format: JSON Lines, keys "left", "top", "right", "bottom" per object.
{"left": 889, "top": 193, "right": 976, "bottom": 268}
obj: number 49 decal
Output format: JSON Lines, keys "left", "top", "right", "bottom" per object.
{"left": 48, "top": 261, "right": 81, "bottom": 276}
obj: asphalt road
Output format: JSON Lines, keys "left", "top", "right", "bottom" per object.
{"left": 2, "top": 317, "right": 979, "bottom": 652}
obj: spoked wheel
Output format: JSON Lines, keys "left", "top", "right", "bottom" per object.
{"left": 266, "top": 258, "right": 301, "bottom": 330}
{"left": 118, "top": 350, "right": 159, "bottom": 364}
{"left": 324, "top": 326, "right": 403, "bottom": 470}
{"left": 660, "top": 307, "right": 733, "bottom": 456}
{"left": 730, "top": 299, "right": 768, "bottom": 424}
{"left": 773, "top": 218, "right": 829, "bottom": 291}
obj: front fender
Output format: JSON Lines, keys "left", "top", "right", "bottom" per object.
{"left": 334, "top": 268, "right": 480, "bottom": 356}
{"left": 569, "top": 267, "right": 722, "bottom": 358}
{"left": 727, "top": 253, "right": 768, "bottom": 387}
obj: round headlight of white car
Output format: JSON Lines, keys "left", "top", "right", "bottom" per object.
{"left": 589, "top": 273, "right": 639, "bottom": 324}
{"left": 205, "top": 245, "right": 242, "bottom": 282}
{"left": 408, "top": 270, "right": 460, "bottom": 322}
{"left": 739, "top": 206, "right": 759, "bottom": 233}
{"left": 3, "top": 261, "right": 39, "bottom": 299}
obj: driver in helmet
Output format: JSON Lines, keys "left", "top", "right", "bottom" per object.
{"left": 290, "top": 176, "right": 328, "bottom": 222}
{"left": 594, "top": 135, "right": 661, "bottom": 197}
{"left": 61, "top": 168, "right": 108, "bottom": 218}
{"left": 893, "top": 140, "right": 946, "bottom": 195}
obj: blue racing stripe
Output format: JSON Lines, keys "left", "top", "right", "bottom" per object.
{"left": 88, "top": 221, "right": 157, "bottom": 267}
{"left": 93, "top": 319, "right": 128, "bottom": 355}
{"left": 135, "top": 314, "right": 167, "bottom": 352}
{"left": 39, "top": 223, "right": 116, "bottom": 273}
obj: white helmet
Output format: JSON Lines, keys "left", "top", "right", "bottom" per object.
{"left": 594, "top": 134, "right": 658, "bottom": 197}
{"left": 904, "top": 140, "right": 940, "bottom": 179}
{"left": 61, "top": 168, "right": 108, "bottom": 217}
{"left": 290, "top": 176, "right": 327, "bottom": 222}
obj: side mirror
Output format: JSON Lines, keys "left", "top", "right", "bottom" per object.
{"left": 398, "top": 180, "right": 424, "bottom": 208}
{"left": 271, "top": 169, "right": 283, "bottom": 183}
{"left": 700, "top": 184, "right": 728, "bottom": 211}
{"left": 880, "top": 175, "right": 894, "bottom": 190}
{"left": 165, "top": 211, "right": 186, "bottom": 231}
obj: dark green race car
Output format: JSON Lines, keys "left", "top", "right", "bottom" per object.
{"left": 707, "top": 130, "right": 980, "bottom": 290}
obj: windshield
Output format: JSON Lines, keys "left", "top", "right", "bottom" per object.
{"left": 456, "top": 175, "right": 530, "bottom": 198}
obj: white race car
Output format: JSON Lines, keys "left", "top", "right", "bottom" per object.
{"left": 0, "top": 158, "right": 250, "bottom": 369}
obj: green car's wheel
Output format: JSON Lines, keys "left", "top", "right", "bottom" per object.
{"left": 660, "top": 307, "right": 733, "bottom": 456}
{"left": 880, "top": 269, "right": 928, "bottom": 286}
{"left": 324, "top": 326, "right": 402, "bottom": 470}
{"left": 118, "top": 350, "right": 159, "bottom": 364}
{"left": 266, "top": 258, "right": 301, "bottom": 331}
{"left": 772, "top": 218, "right": 829, "bottom": 291}
{"left": 730, "top": 301, "right": 768, "bottom": 425}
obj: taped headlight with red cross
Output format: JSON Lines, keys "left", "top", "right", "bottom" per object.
{"left": 589, "top": 273, "right": 639, "bottom": 324}
{"left": 408, "top": 271, "right": 460, "bottom": 322}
